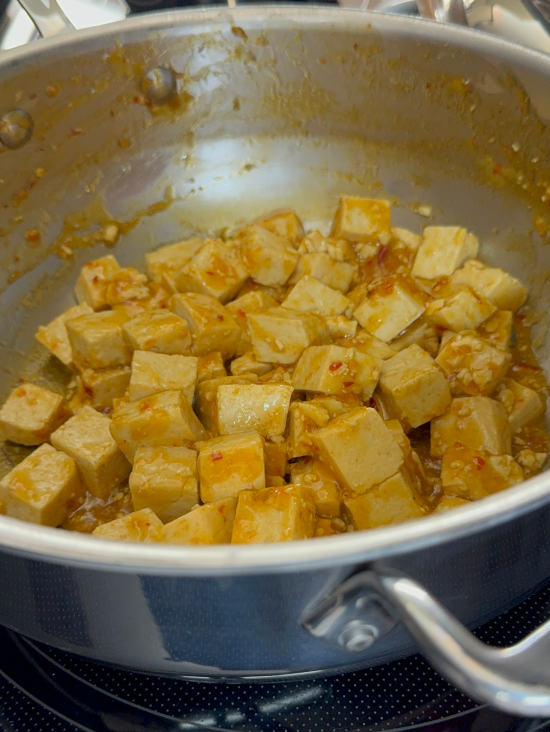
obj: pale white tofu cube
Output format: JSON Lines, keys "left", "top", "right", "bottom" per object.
{"left": 232, "top": 485, "right": 315, "bottom": 543}
{"left": 123, "top": 309, "right": 192, "bottom": 356}
{"left": 516, "top": 449, "right": 547, "bottom": 472}
{"left": 129, "top": 445, "right": 198, "bottom": 523}
{"left": 436, "top": 332, "right": 510, "bottom": 396}
{"left": 282, "top": 276, "right": 351, "bottom": 317}
{"left": 391, "top": 227, "right": 422, "bottom": 250}
{"left": 0, "top": 443, "right": 82, "bottom": 526}
{"left": 198, "top": 430, "right": 265, "bottom": 502}
{"left": 110, "top": 390, "right": 207, "bottom": 462}
{"left": 176, "top": 239, "right": 248, "bottom": 303}
{"left": 67, "top": 310, "right": 132, "bottom": 369}
{"left": 291, "top": 457, "right": 341, "bottom": 517}
{"left": 217, "top": 383, "right": 293, "bottom": 439}
{"left": 477, "top": 311, "right": 513, "bottom": 350}
{"left": 292, "top": 345, "right": 379, "bottom": 400}
{"left": 36, "top": 303, "right": 94, "bottom": 369}
{"left": 288, "top": 401, "right": 331, "bottom": 458}
{"left": 379, "top": 344, "right": 451, "bottom": 428}
{"left": 80, "top": 367, "right": 131, "bottom": 411}
{"left": 195, "top": 375, "right": 258, "bottom": 432}
{"left": 289, "top": 253, "right": 354, "bottom": 293}
{"left": 426, "top": 286, "right": 496, "bottom": 333}
{"left": 325, "top": 316, "right": 358, "bottom": 339}
{"left": 170, "top": 293, "right": 241, "bottom": 359}
{"left": 197, "top": 352, "right": 227, "bottom": 383}
{"left": 254, "top": 209, "right": 304, "bottom": 245}
{"left": 145, "top": 238, "right": 202, "bottom": 283}
{"left": 298, "top": 230, "right": 356, "bottom": 261}
{"left": 51, "top": 406, "right": 131, "bottom": 497}
{"left": 163, "top": 496, "right": 237, "bottom": 545}
{"left": 128, "top": 351, "right": 198, "bottom": 404}
{"left": 353, "top": 275, "right": 428, "bottom": 343}
{"left": 431, "top": 396, "right": 511, "bottom": 457}
{"left": 451, "top": 259, "right": 527, "bottom": 311}
{"left": 411, "top": 227, "right": 478, "bottom": 279}
{"left": 238, "top": 226, "right": 298, "bottom": 286}
{"left": 75, "top": 255, "right": 121, "bottom": 311}
{"left": 104, "top": 268, "right": 150, "bottom": 307}
{"left": 247, "top": 308, "right": 329, "bottom": 365}
{"left": 230, "top": 352, "right": 273, "bottom": 377}
{"left": 0, "top": 383, "right": 70, "bottom": 446}
{"left": 441, "top": 443, "right": 523, "bottom": 500}
{"left": 311, "top": 407, "right": 403, "bottom": 493}
{"left": 495, "top": 378, "right": 544, "bottom": 432}
{"left": 93, "top": 508, "right": 164, "bottom": 542}
{"left": 390, "top": 318, "right": 439, "bottom": 357}
{"left": 226, "top": 290, "right": 278, "bottom": 356}
{"left": 331, "top": 196, "right": 391, "bottom": 245}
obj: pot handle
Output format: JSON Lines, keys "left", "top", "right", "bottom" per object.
{"left": 302, "top": 569, "right": 550, "bottom": 717}
{"left": 15, "top": 0, "right": 74, "bottom": 37}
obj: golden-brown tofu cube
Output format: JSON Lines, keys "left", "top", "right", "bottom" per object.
{"left": 292, "top": 345, "right": 379, "bottom": 400}
{"left": 289, "top": 253, "right": 354, "bottom": 293}
{"left": 433, "top": 496, "right": 471, "bottom": 513}
{"left": 195, "top": 375, "right": 258, "bottom": 432}
{"left": 79, "top": 367, "right": 131, "bottom": 411}
{"left": 298, "top": 230, "right": 356, "bottom": 261}
{"left": 254, "top": 209, "right": 304, "bottom": 245}
{"left": 75, "top": 255, "right": 121, "bottom": 311}
{"left": 411, "top": 227, "right": 478, "bottom": 279}
{"left": 170, "top": 292, "right": 241, "bottom": 359}
{"left": 477, "top": 311, "right": 513, "bottom": 350}
{"left": 495, "top": 378, "right": 544, "bottom": 432}
{"left": 264, "top": 439, "right": 289, "bottom": 477}
{"left": 176, "top": 239, "right": 248, "bottom": 303}
{"left": 104, "top": 267, "right": 150, "bottom": 307}
{"left": 0, "top": 443, "right": 82, "bottom": 526}
{"left": 230, "top": 352, "right": 273, "bottom": 377}
{"left": 163, "top": 496, "right": 237, "bottom": 545}
{"left": 325, "top": 315, "right": 358, "bottom": 339}
{"left": 390, "top": 317, "right": 439, "bottom": 357}
{"left": 51, "top": 406, "right": 131, "bottom": 497}
{"left": 198, "top": 430, "right": 265, "bottom": 502}
{"left": 238, "top": 226, "right": 298, "bottom": 286}
{"left": 110, "top": 390, "right": 207, "bottom": 462}
{"left": 441, "top": 443, "right": 523, "bottom": 500}
{"left": 92, "top": 507, "right": 164, "bottom": 542}
{"left": 232, "top": 485, "right": 315, "bottom": 543}
{"left": 312, "top": 407, "right": 403, "bottom": 493}
{"left": 197, "top": 352, "right": 227, "bottom": 383}
{"left": 431, "top": 396, "right": 511, "bottom": 457}
{"left": 288, "top": 401, "right": 331, "bottom": 458}
{"left": 226, "top": 290, "right": 278, "bottom": 356}
{"left": 353, "top": 275, "right": 428, "bottom": 343}
{"left": 122, "top": 310, "right": 192, "bottom": 356}
{"left": 67, "top": 310, "right": 132, "bottom": 370}
{"left": 36, "top": 303, "right": 94, "bottom": 369}
{"left": 217, "top": 383, "right": 293, "bottom": 438}
{"left": 379, "top": 345, "right": 451, "bottom": 429}
{"left": 451, "top": 259, "right": 527, "bottom": 311}
{"left": 145, "top": 238, "right": 203, "bottom": 283}
{"left": 0, "top": 383, "right": 70, "bottom": 446}
{"left": 129, "top": 445, "right": 198, "bottom": 523}
{"left": 247, "top": 308, "right": 329, "bottom": 365}
{"left": 128, "top": 351, "right": 198, "bottom": 404}
{"left": 331, "top": 196, "right": 391, "bottom": 245}
{"left": 291, "top": 457, "right": 341, "bottom": 517}
{"left": 426, "top": 286, "right": 496, "bottom": 333}
{"left": 339, "top": 330, "right": 397, "bottom": 363}
{"left": 282, "top": 276, "right": 351, "bottom": 317}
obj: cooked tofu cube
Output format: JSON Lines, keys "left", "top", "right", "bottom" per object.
{"left": 291, "top": 457, "right": 341, "bottom": 517}
{"left": 254, "top": 209, "right": 304, "bottom": 245}
{"left": 441, "top": 443, "right": 523, "bottom": 500}
{"left": 309, "top": 394, "right": 362, "bottom": 417}
{"left": 217, "top": 383, "right": 293, "bottom": 438}
{"left": 51, "top": 406, "right": 131, "bottom": 497}
{"left": 292, "top": 345, "right": 379, "bottom": 400}
{"left": 176, "top": 239, "right": 248, "bottom": 303}
{"left": 339, "top": 330, "right": 397, "bottom": 362}
{"left": 426, "top": 286, "right": 496, "bottom": 333}
{"left": 163, "top": 496, "right": 237, "bottom": 545}
{"left": 238, "top": 226, "right": 298, "bottom": 286}
{"left": 353, "top": 275, "right": 428, "bottom": 343}
{"left": 230, "top": 352, "right": 273, "bottom": 377}
{"left": 232, "top": 485, "right": 315, "bottom": 543}
{"left": 433, "top": 496, "right": 471, "bottom": 513}
{"left": 75, "top": 255, "right": 121, "bottom": 311}
{"left": 311, "top": 407, "right": 403, "bottom": 493}
{"left": 516, "top": 449, "right": 547, "bottom": 472}
{"left": 298, "top": 230, "right": 356, "bottom": 261}
{"left": 92, "top": 508, "right": 164, "bottom": 542}
{"left": 264, "top": 439, "right": 289, "bottom": 477}
{"left": 80, "top": 367, "right": 131, "bottom": 411}
{"left": 411, "top": 227, "right": 478, "bottom": 279}
{"left": 122, "top": 309, "right": 192, "bottom": 356}
{"left": 0, "top": 443, "right": 82, "bottom": 526}
{"left": 431, "top": 396, "right": 511, "bottom": 457}
{"left": 314, "top": 516, "right": 347, "bottom": 537}
{"left": 67, "top": 310, "right": 132, "bottom": 370}
{"left": 436, "top": 332, "right": 510, "bottom": 397}
{"left": 289, "top": 253, "right": 354, "bottom": 293}
{"left": 198, "top": 430, "right": 265, "bottom": 503}
{"left": 104, "top": 268, "right": 150, "bottom": 307}
{"left": 247, "top": 308, "right": 329, "bottom": 365}
{"left": 226, "top": 290, "right": 278, "bottom": 356}
{"left": 477, "top": 311, "right": 513, "bottom": 350}
{"left": 0, "top": 384, "right": 70, "bottom": 446}
{"left": 195, "top": 375, "right": 258, "bottom": 432}
{"left": 288, "top": 401, "right": 331, "bottom": 458}
{"left": 109, "top": 390, "right": 207, "bottom": 463}
{"left": 331, "top": 196, "right": 391, "bottom": 245}
{"left": 128, "top": 351, "right": 198, "bottom": 404}
{"left": 495, "top": 378, "right": 544, "bottom": 432}
{"left": 282, "top": 276, "right": 351, "bottom": 317}
{"left": 197, "top": 352, "right": 227, "bottom": 383}
{"left": 379, "top": 345, "right": 451, "bottom": 428}
{"left": 390, "top": 318, "right": 439, "bottom": 357}
{"left": 326, "top": 316, "right": 358, "bottom": 339}
{"left": 145, "top": 238, "right": 203, "bottom": 283}
{"left": 391, "top": 227, "right": 422, "bottom": 251}
{"left": 36, "top": 303, "right": 94, "bottom": 369}
{"left": 129, "top": 445, "right": 198, "bottom": 523}
{"left": 343, "top": 468, "right": 425, "bottom": 529}
{"left": 451, "top": 259, "right": 527, "bottom": 311}
{"left": 170, "top": 293, "right": 241, "bottom": 359}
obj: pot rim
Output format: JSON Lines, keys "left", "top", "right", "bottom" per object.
{"left": 1, "top": 5, "right": 550, "bottom": 574}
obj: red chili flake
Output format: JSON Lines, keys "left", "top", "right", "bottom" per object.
{"left": 369, "top": 397, "right": 378, "bottom": 411}
{"left": 473, "top": 456, "right": 485, "bottom": 469}
{"left": 69, "top": 128, "right": 82, "bottom": 138}
{"left": 206, "top": 271, "right": 216, "bottom": 276}
{"left": 236, "top": 309, "right": 246, "bottom": 318}
{"left": 512, "top": 361, "right": 542, "bottom": 372}
{"left": 517, "top": 313, "right": 526, "bottom": 321}
{"left": 378, "top": 245, "right": 388, "bottom": 264}
{"left": 139, "top": 401, "right": 151, "bottom": 412}
{"left": 92, "top": 275, "right": 100, "bottom": 284}
{"left": 435, "top": 324, "right": 447, "bottom": 332}
{"left": 492, "top": 163, "right": 502, "bottom": 175}
{"left": 211, "top": 451, "right": 223, "bottom": 461}
{"left": 216, "top": 314, "right": 224, "bottom": 321}
{"left": 329, "top": 362, "right": 342, "bottom": 372}
{"left": 17, "top": 378, "right": 24, "bottom": 384}
{"left": 343, "top": 381, "right": 355, "bottom": 387}
{"left": 426, "top": 82, "right": 431, "bottom": 90}
{"left": 83, "top": 385, "right": 94, "bottom": 397}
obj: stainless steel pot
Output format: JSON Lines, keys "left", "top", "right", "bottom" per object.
{"left": 2, "top": 5, "right": 550, "bottom": 716}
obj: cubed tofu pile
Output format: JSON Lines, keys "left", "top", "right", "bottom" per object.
{"left": 0, "top": 197, "right": 547, "bottom": 544}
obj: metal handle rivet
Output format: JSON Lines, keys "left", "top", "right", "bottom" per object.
{"left": 0, "top": 110, "right": 33, "bottom": 150}
{"left": 340, "top": 623, "right": 378, "bottom": 652}
{"left": 141, "top": 67, "right": 177, "bottom": 104}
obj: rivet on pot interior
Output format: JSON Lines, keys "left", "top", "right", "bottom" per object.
{"left": 141, "top": 67, "right": 177, "bottom": 104}
{"left": 0, "top": 109, "right": 34, "bottom": 150}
